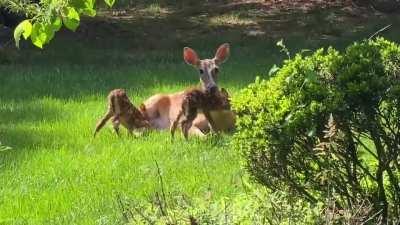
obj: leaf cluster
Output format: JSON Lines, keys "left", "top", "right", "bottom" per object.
{"left": 2, "top": 0, "right": 115, "bottom": 48}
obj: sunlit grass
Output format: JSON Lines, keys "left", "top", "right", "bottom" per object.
{"left": 144, "top": 3, "right": 170, "bottom": 16}
{"left": 209, "top": 13, "right": 257, "bottom": 27}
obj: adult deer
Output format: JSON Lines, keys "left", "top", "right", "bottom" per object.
{"left": 140, "top": 43, "right": 235, "bottom": 137}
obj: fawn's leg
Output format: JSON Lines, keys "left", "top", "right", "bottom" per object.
{"left": 111, "top": 115, "right": 121, "bottom": 136}
{"left": 203, "top": 110, "right": 217, "bottom": 133}
{"left": 94, "top": 111, "right": 113, "bottom": 137}
{"left": 181, "top": 107, "right": 197, "bottom": 140}
{"left": 170, "top": 110, "right": 184, "bottom": 139}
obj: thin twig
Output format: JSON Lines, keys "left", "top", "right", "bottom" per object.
{"left": 369, "top": 24, "right": 392, "bottom": 40}
{"left": 361, "top": 209, "right": 383, "bottom": 225}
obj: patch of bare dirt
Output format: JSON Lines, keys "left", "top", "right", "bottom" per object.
{"left": 66, "top": 0, "right": 397, "bottom": 51}
{"left": 234, "top": 0, "right": 352, "bottom": 12}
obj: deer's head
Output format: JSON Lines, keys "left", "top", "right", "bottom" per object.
{"left": 183, "top": 43, "right": 230, "bottom": 92}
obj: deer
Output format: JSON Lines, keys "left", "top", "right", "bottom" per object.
{"left": 139, "top": 43, "right": 236, "bottom": 137}
{"left": 170, "top": 86, "right": 232, "bottom": 139}
{"left": 94, "top": 89, "right": 150, "bottom": 137}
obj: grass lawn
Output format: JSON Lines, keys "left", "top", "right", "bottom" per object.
{"left": 1, "top": 4, "right": 400, "bottom": 224}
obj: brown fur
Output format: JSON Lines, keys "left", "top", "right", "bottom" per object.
{"left": 170, "top": 87, "right": 231, "bottom": 139}
{"left": 141, "top": 43, "right": 234, "bottom": 137}
{"left": 94, "top": 89, "right": 150, "bottom": 137}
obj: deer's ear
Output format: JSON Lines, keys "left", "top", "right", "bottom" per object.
{"left": 220, "top": 87, "right": 229, "bottom": 97}
{"left": 183, "top": 47, "right": 200, "bottom": 66}
{"left": 214, "top": 43, "right": 230, "bottom": 65}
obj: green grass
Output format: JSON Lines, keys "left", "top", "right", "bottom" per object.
{"left": 0, "top": 65, "right": 249, "bottom": 224}
{"left": 0, "top": 46, "right": 269, "bottom": 224}
{"left": 1, "top": 6, "right": 400, "bottom": 224}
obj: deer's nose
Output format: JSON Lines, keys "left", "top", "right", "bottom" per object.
{"left": 207, "top": 85, "right": 218, "bottom": 94}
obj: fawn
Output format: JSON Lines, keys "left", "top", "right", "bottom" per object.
{"left": 139, "top": 43, "right": 235, "bottom": 137}
{"left": 170, "top": 87, "right": 232, "bottom": 139}
{"left": 94, "top": 89, "right": 150, "bottom": 137}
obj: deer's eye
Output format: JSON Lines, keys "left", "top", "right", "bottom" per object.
{"left": 199, "top": 69, "right": 204, "bottom": 74}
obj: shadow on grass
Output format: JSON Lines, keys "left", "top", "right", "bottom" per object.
{"left": 0, "top": 127, "right": 51, "bottom": 171}
{"left": 0, "top": 96, "right": 69, "bottom": 166}
{"left": 0, "top": 100, "right": 63, "bottom": 126}
{"left": 0, "top": 127, "right": 42, "bottom": 150}
{"left": 10, "top": 1, "right": 400, "bottom": 66}
{"left": 3, "top": 2, "right": 398, "bottom": 102}
{"left": 0, "top": 41, "right": 283, "bottom": 101}
{"left": 0, "top": 99, "right": 64, "bottom": 161}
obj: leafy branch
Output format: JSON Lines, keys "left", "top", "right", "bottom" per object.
{"left": 0, "top": 0, "right": 38, "bottom": 16}
{"left": 0, "top": 0, "right": 116, "bottom": 48}
{"left": 276, "top": 39, "right": 291, "bottom": 59}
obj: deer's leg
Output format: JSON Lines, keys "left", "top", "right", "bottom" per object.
{"left": 170, "top": 110, "right": 184, "bottom": 139}
{"left": 181, "top": 120, "right": 193, "bottom": 140}
{"left": 111, "top": 115, "right": 121, "bottom": 136}
{"left": 94, "top": 111, "right": 113, "bottom": 137}
{"left": 181, "top": 107, "right": 197, "bottom": 140}
{"left": 203, "top": 110, "right": 217, "bottom": 133}
{"left": 127, "top": 128, "right": 133, "bottom": 136}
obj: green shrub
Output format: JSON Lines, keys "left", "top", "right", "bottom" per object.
{"left": 232, "top": 38, "right": 400, "bottom": 223}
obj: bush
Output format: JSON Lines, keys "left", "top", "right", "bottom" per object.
{"left": 232, "top": 38, "right": 400, "bottom": 223}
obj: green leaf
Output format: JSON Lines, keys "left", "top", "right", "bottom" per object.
{"left": 307, "top": 127, "right": 316, "bottom": 137}
{"left": 276, "top": 39, "right": 284, "bottom": 48}
{"left": 31, "top": 23, "right": 48, "bottom": 49}
{"left": 82, "top": 8, "right": 96, "bottom": 17}
{"left": 62, "top": 7, "right": 80, "bottom": 31}
{"left": 306, "top": 71, "right": 318, "bottom": 83}
{"left": 14, "top": 20, "right": 32, "bottom": 48}
{"left": 104, "top": 0, "right": 115, "bottom": 7}
{"left": 268, "top": 64, "right": 280, "bottom": 76}
{"left": 43, "top": 24, "right": 55, "bottom": 44}
{"left": 301, "top": 49, "right": 312, "bottom": 55}
{"left": 83, "top": 0, "right": 96, "bottom": 16}
{"left": 14, "top": 30, "right": 22, "bottom": 48}
{"left": 70, "top": 0, "right": 97, "bottom": 17}
{"left": 52, "top": 17, "right": 62, "bottom": 32}
{"left": 30, "top": 22, "right": 56, "bottom": 48}
{"left": 284, "top": 113, "right": 293, "bottom": 122}
{"left": 285, "top": 76, "right": 292, "bottom": 84}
